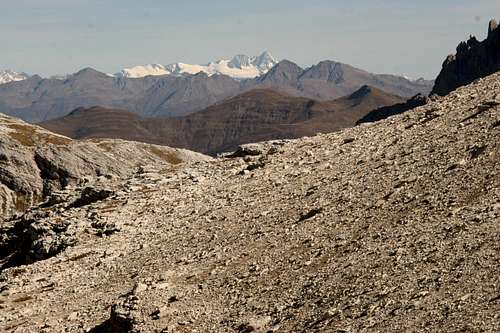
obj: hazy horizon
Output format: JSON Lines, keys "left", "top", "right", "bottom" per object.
{"left": 2, "top": 0, "right": 500, "bottom": 79}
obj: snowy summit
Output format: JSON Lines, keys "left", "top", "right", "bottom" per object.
{"left": 0, "top": 70, "right": 29, "bottom": 85}
{"left": 116, "top": 51, "right": 278, "bottom": 79}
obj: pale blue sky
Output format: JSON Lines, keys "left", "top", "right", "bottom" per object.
{"left": 1, "top": 0, "right": 499, "bottom": 78}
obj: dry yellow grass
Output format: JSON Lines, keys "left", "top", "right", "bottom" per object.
{"left": 7, "top": 124, "right": 71, "bottom": 146}
{"left": 147, "top": 146, "right": 183, "bottom": 165}
{"left": 7, "top": 124, "right": 37, "bottom": 146}
{"left": 39, "top": 133, "right": 72, "bottom": 146}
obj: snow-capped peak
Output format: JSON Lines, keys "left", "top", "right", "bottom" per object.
{"left": 254, "top": 51, "right": 277, "bottom": 71}
{"left": 228, "top": 51, "right": 277, "bottom": 71}
{"left": 0, "top": 70, "right": 29, "bottom": 85}
{"left": 228, "top": 55, "right": 253, "bottom": 69}
{"left": 116, "top": 64, "right": 169, "bottom": 79}
{"left": 116, "top": 52, "right": 279, "bottom": 79}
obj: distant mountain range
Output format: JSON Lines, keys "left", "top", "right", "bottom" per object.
{"left": 116, "top": 51, "right": 279, "bottom": 79}
{"left": 0, "top": 58, "right": 433, "bottom": 123}
{"left": 40, "top": 86, "right": 404, "bottom": 155}
{"left": 0, "top": 52, "right": 278, "bottom": 84}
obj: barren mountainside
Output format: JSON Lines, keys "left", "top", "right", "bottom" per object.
{"left": 249, "top": 60, "right": 432, "bottom": 100}
{"left": 0, "top": 71, "right": 498, "bottom": 332}
{"left": 40, "top": 87, "right": 404, "bottom": 155}
{"left": 0, "top": 60, "right": 432, "bottom": 123}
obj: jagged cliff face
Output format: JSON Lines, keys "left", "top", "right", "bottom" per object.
{"left": 432, "top": 19, "right": 500, "bottom": 96}
{"left": 0, "top": 114, "right": 210, "bottom": 219}
{"left": 0, "top": 72, "right": 498, "bottom": 332}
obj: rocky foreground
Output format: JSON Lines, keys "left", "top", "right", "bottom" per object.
{"left": 0, "top": 72, "right": 499, "bottom": 332}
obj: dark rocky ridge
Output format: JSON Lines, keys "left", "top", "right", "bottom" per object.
{"left": 432, "top": 19, "right": 500, "bottom": 96}
{"left": 360, "top": 19, "right": 500, "bottom": 125}
{"left": 0, "top": 60, "right": 432, "bottom": 123}
{"left": 40, "top": 87, "right": 404, "bottom": 155}
{"left": 356, "top": 94, "right": 429, "bottom": 124}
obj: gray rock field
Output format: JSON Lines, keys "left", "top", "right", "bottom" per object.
{"left": 0, "top": 72, "right": 498, "bottom": 332}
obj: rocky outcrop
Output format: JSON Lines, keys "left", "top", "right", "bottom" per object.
{"left": 0, "top": 113, "right": 211, "bottom": 219}
{"left": 432, "top": 19, "right": 500, "bottom": 96}
{"left": 0, "top": 211, "right": 77, "bottom": 270}
{"left": 88, "top": 296, "right": 139, "bottom": 332}
{"left": 0, "top": 71, "right": 498, "bottom": 332}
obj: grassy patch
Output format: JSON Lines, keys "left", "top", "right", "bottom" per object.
{"left": 7, "top": 124, "right": 71, "bottom": 146}
{"left": 14, "top": 195, "right": 30, "bottom": 212}
{"left": 7, "top": 124, "right": 36, "bottom": 146}
{"left": 147, "top": 146, "right": 183, "bottom": 165}
{"left": 96, "top": 141, "right": 114, "bottom": 152}
{"left": 39, "top": 133, "right": 71, "bottom": 145}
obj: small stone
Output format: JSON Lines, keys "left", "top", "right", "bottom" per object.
{"left": 134, "top": 283, "right": 148, "bottom": 294}
{"left": 68, "top": 312, "right": 79, "bottom": 321}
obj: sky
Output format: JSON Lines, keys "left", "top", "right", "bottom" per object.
{"left": 1, "top": 0, "right": 500, "bottom": 79}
